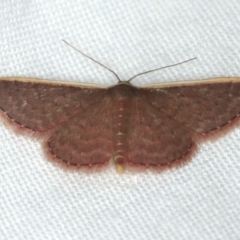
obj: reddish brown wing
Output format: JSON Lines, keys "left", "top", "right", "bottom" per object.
{"left": 0, "top": 78, "right": 107, "bottom": 132}
{"left": 128, "top": 78, "right": 240, "bottom": 167}
{"left": 46, "top": 96, "right": 113, "bottom": 167}
{"left": 128, "top": 96, "right": 194, "bottom": 167}
{"left": 140, "top": 78, "right": 240, "bottom": 134}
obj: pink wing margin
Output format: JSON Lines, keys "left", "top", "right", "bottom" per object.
{"left": 128, "top": 78, "right": 240, "bottom": 169}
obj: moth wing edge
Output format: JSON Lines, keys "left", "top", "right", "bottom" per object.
{"left": 0, "top": 77, "right": 106, "bottom": 89}
{"left": 143, "top": 77, "right": 240, "bottom": 89}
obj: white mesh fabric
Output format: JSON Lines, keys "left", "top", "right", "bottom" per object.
{"left": 0, "top": 1, "right": 240, "bottom": 239}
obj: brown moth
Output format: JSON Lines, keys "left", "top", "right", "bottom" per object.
{"left": 1, "top": 41, "right": 240, "bottom": 173}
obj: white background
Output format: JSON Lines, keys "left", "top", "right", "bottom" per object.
{"left": 0, "top": 1, "right": 240, "bottom": 239}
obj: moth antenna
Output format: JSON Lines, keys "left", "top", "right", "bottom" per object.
{"left": 126, "top": 57, "right": 197, "bottom": 83}
{"left": 62, "top": 40, "right": 122, "bottom": 83}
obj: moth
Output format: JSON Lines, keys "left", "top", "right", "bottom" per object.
{"left": 1, "top": 41, "right": 240, "bottom": 173}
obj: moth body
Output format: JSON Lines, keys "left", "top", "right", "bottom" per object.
{"left": 1, "top": 77, "right": 240, "bottom": 173}
{"left": 109, "top": 83, "right": 136, "bottom": 172}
